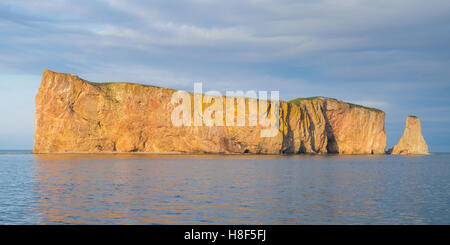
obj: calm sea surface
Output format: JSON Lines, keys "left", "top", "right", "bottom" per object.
{"left": 0, "top": 151, "right": 449, "bottom": 224}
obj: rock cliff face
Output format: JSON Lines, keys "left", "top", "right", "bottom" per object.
{"left": 389, "top": 116, "right": 429, "bottom": 155}
{"left": 33, "top": 70, "right": 386, "bottom": 154}
{"left": 290, "top": 98, "right": 386, "bottom": 154}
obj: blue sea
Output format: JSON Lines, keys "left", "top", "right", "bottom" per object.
{"left": 0, "top": 150, "right": 449, "bottom": 224}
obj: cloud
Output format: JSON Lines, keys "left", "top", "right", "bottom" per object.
{"left": 1, "top": 0, "right": 448, "bottom": 88}
{"left": 2, "top": 0, "right": 449, "bottom": 71}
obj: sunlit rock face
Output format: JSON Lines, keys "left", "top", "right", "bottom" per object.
{"left": 33, "top": 70, "right": 386, "bottom": 154}
{"left": 389, "top": 116, "right": 429, "bottom": 155}
{"left": 290, "top": 97, "right": 386, "bottom": 154}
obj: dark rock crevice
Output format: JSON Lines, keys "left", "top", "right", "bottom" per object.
{"left": 280, "top": 103, "right": 295, "bottom": 154}
{"left": 321, "top": 100, "right": 338, "bottom": 154}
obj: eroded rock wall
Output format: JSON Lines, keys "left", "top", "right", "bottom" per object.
{"left": 33, "top": 70, "right": 386, "bottom": 154}
{"left": 323, "top": 98, "right": 387, "bottom": 154}
{"left": 34, "top": 70, "right": 330, "bottom": 154}
{"left": 389, "top": 116, "right": 429, "bottom": 155}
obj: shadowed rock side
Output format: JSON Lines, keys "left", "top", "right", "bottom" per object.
{"left": 388, "top": 116, "right": 429, "bottom": 155}
{"left": 290, "top": 97, "right": 386, "bottom": 154}
{"left": 324, "top": 99, "right": 386, "bottom": 154}
{"left": 33, "top": 70, "right": 386, "bottom": 154}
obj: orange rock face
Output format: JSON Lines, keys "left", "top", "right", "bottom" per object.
{"left": 290, "top": 97, "right": 387, "bottom": 154}
{"left": 323, "top": 99, "right": 387, "bottom": 154}
{"left": 33, "top": 70, "right": 386, "bottom": 154}
{"left": 389, "top": 116, "right": 429, "bottom": 155}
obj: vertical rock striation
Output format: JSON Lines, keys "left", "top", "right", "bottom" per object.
{"left": 290, "top": 97, "right": 386, "bottom": 154}
{"left": 34, "top": 70, "right": 387, "bottom": 154}
{"left": 389, "top": 116, "right": 429, "bottom": 155}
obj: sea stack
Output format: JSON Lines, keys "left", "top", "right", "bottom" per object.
{"left": 33, "top": 70, "right": 386, "bottom": 154}
{"left": 389, "top": 116, "right": 429, "bottom": 155}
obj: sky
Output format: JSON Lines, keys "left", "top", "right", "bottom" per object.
{"left": 0, "top": 0, "right": 449, "bottom": 152}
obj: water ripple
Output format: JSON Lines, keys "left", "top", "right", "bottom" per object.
{"left": 0, "top": 153, "right": 448, "bottom": 224}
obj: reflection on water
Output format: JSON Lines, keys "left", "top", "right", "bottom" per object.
{"left": 1, "top": 153, "right": 449, "bottom": 224}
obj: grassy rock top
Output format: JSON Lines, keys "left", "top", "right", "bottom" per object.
{"left": 289, "top": 96, "right": 383, "bottom": 113}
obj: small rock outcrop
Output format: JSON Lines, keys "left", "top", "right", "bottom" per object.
{"left": 33, "top": 70, "right": 387, "bottom": 154}
{"left": 389, "top": 116, "right": 429, "bottom": 155}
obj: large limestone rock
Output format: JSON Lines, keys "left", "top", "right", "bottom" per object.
{"left": 33, "top": 70, "right": 386, "bottom": 154}
{"left": 389, "top": 116, "right": 429, "bottom": 155}
{"left": 290, "top": 97, "right": 386, "bottom": 154}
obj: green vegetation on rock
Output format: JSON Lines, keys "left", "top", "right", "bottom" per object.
{"left": 289, "top": 96, "right": 383, "bottom": 112}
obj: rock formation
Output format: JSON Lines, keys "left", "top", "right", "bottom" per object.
{"left": 388, "top": 116, "right": 429, "bottom": 155}
{"left": 289, "top": 98, "right": 386, "bottom": 154}
{"left": 33, "top": 70, "right": 387, "bottom": 154}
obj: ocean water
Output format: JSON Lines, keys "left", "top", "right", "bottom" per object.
{"left": 0, "top": 151, "right": 449, "bottom": 225}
